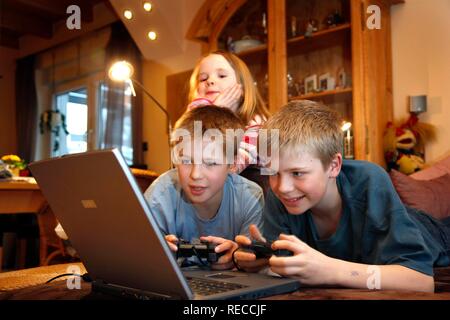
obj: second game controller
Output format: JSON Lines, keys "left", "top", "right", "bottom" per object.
{"left": 240, "top": 241, "right": 292, "bottom": 259}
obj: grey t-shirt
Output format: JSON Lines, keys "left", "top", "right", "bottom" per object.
{"left": 144, "top": 169, "right": 264, "bottom": 242}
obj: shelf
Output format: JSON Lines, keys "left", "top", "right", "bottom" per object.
{"left": 287, "top": 23, "right": 351, "bottom": 45}
{"left": 290, "top": 87, "right": 352, "bottom": 101}
{"left": 236, "top": 43, "right": 267, "bottom": 58}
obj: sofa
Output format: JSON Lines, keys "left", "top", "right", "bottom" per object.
{"left": 389, "top": 154, "right": 450, "bottom": 221}
{"left": 388, "top": 154, "right": 450, "bottom": 296}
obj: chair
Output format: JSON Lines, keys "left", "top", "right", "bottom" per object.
{"left": 130, "top": 168, "right": 159, "bottom": 193}
{"left": 37, "top": 204, "right": 68, "bottom": 266}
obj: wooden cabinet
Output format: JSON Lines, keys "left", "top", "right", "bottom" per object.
{"left": 187, "top": 0, "right": 403, "bottom": 165}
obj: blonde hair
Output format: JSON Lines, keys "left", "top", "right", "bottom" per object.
{"left": 172, "top": 105, "right": 245, "bottom": 158}
{"left": 188, "top": 51, "right": 270, "bottom": 124}
{"left": 262, "top": 100, "right": 343, "bottom": 168}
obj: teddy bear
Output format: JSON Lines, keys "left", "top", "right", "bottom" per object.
{"left": 383, "top": 114, "right": 435, "bottom": 175}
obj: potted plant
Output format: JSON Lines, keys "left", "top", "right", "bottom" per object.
{"left": 1, "top": 154, "right": 27, "bottom": 177}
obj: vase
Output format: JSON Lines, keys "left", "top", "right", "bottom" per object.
{"left": 6, "top": 165, "right": 20, "bottom": 177}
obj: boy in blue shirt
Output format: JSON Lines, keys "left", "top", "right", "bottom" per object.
{"left": 144, "top": 106, "right": 264, "bottom": 270}
{"left": 235, "top": 100, "right": 449, "bottom": 292}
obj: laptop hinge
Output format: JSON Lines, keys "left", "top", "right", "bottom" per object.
{"left": 92, "top": 280, "right": 182, "bottom": 300}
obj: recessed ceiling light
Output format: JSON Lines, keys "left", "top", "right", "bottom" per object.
{"left": 148, "top": 31, "right": 157, "bottom": 40}
{"left": 143, "top": 2, "right": 152, "bottom": 12}
{"left": 123, "top": 9, "right": 133, "bottom": 20}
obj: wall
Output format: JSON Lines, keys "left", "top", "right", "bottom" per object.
{"left": 0, "top": 1, "right": 118, "bottom": 160}
{"left": 142, "top": 0, "right": 203, "bottom": 173}
{"left": 0, "top": 47, "right": 19, "bottom": 155}
{"left": 0, "top": 0, "right": 202, "bottom": 172}
{"left": 391, "top": 0, "right": 450, "bottom": 162}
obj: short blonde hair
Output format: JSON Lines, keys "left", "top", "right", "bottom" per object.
{"left": 262, "top": 100, "right": 343, "bottom": 168}
{"left": 188, "top": 51, "right": 270, "bottom": 124}
{"left": 172, "top": 105, "right": 245, "bottom": 160}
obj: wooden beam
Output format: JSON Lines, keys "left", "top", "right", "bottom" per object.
{"left": 186, "top": 0, "right": 245, "bottom": 46}
{"left": 0, "top": 29, "right": 19, "bottom": 49}
{"left": 5, "top": 0, "right": 67, "bottom": 18}
{"left": 350, "top": 0, "right": 367, "bottom": 161}
{"left": 209, "top": 0, "right": 247, "bottom": 51}
{"left": 267, "top": 0, "right": 287, "bottom": 112}
{"left": 4, "top": 0, "right": 94, "bottom": 22}
{"left": 1, "top": 7, "right": 53, "bottom": 38}
{"left": 76, "top": 0, "right": 94, "bottom": 23}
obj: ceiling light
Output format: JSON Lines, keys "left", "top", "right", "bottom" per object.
{"left": 123, "top": 9, "right": 133, "bottom": 20}
{"left": 143, "top": 2, "right": 152, "bottom": 12}
{"left": 148, "top": 31, "right": 157, "bottom": 41}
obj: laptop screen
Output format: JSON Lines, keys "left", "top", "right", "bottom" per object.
{"left": 30, "top": 149, "right": 193, "bottom": 299}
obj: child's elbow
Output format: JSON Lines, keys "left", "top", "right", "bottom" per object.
{"left": 416, "top": 275, "right": 435, "bottom": 293}
{"left": 424, "top": 276, "right": 435, "bottom": 293}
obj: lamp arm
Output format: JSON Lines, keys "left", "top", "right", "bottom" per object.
{"left": 130, "top": 78, "right": 171, "bottom": 127}
{"left": 130, "top": 78, "right": 173, "bottom": 168}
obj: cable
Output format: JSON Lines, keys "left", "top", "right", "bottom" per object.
{"left": 45, "top": 273, "right": 91, "bottom": 284}
{"left": 192, "top": 247, "right": 209, "bottom": 267}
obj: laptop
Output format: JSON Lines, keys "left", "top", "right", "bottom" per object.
{"left": 29, "top": 148, "right": 300, "bottom": 300}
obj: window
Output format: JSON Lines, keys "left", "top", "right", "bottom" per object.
{"left": 52, "top": 88, "right": 88, "bottom": 157}
{"left": 97, "top": 82, "right": 134, "bottom": 165}
{"left": 50, "top": 81, "right": 134, "bottom": 165}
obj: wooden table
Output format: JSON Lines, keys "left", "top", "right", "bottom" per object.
{"left": 0, "top": 263, "right": 449, "bottom": 300}
{"left": 0, "top": 178, "right": 63, "bottom": 267}
{"left": 0, "top": 178, "right": 47, "bottom": 215}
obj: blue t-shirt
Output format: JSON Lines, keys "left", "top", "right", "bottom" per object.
{"left": 263, "top": 160, "right": 449, "bottom": 276}
{"left": 144, "top": 169, "right": 264, "bottom": 242}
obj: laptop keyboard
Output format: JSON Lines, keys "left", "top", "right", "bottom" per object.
{"left": 186, "top": 277, "right": 248, "bottom": 296}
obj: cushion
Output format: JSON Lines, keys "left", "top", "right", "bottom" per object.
{"left": 390, "top": 169, "right": 450, "bottom": 220}
{"left": 410, "top": 155, "right": 450, "bottom": 181}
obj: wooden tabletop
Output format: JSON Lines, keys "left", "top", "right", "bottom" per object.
{"left": 0, "top": 178, "right": 46, "bottom": 215}
{"left": 1, "top": 263, "right": 449, "bottom": 300}
{"left": 0, "top": 177, "right": 39, "bottom": 190}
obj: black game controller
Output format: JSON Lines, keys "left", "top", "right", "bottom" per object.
{"left": 240, "top": 241, "right": 292, "bottom": 259}
{"left": 177, "top": 240, "right": 225, "bottom": 263}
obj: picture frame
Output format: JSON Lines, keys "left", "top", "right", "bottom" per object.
{"left": 318, "top": 73, "right": 330, "bottom": 91}
{"left": 304, "top": 74, "right": 317, "bottom": 94}
{"left": 318, "top": 73, "right": 336, "bottom": 91}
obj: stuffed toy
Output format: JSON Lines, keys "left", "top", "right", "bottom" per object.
{"left": 383, "top": 114, "right": 436, "bottom": 175}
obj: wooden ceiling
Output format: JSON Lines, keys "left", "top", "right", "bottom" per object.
{"left": 0, "top": 0, "right": 106, "bottom": 49}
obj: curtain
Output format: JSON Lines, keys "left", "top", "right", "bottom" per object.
{"left": 15, "top": 55, "right": 37, "bottom": 163}
{"left": 103, "top": 22, "right": 143, "bottom": 166}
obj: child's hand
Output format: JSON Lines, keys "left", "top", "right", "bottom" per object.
{"left": 200, "top": 236, "right": 238, "bottom": 270}
{"left": 165, "top": 234, "right": 179, "bottom": 252}
{"left": 233, "top": 224, "right": 270, "bottom": 272}
{"left": 213, "top": 84, "right": 242, "bottom": 113}
{"left": 269, "top": 234, "right": 336, "bottom": 285}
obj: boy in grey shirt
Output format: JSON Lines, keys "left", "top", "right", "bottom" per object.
{"left": 144, "top": 106, "right": 264, "bottom": 270}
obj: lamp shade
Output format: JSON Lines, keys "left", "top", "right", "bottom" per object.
{"left": 108, "top": 60, "right": 134, "bottom": 82}
{"left": 409, "top": 95, "right": 427, "bottom": 114}
{"left": 341, "top": 121, "right": 352, "bottom": 132}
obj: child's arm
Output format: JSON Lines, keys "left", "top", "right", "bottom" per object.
{"left": 200, "top": 236, "right": 238, "bottom": 270}
{"left": 234, "top": 116, "right": 265, "bottom": 174}
{"left": 270, "top": 234, "right": 434, "bottom": 292}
